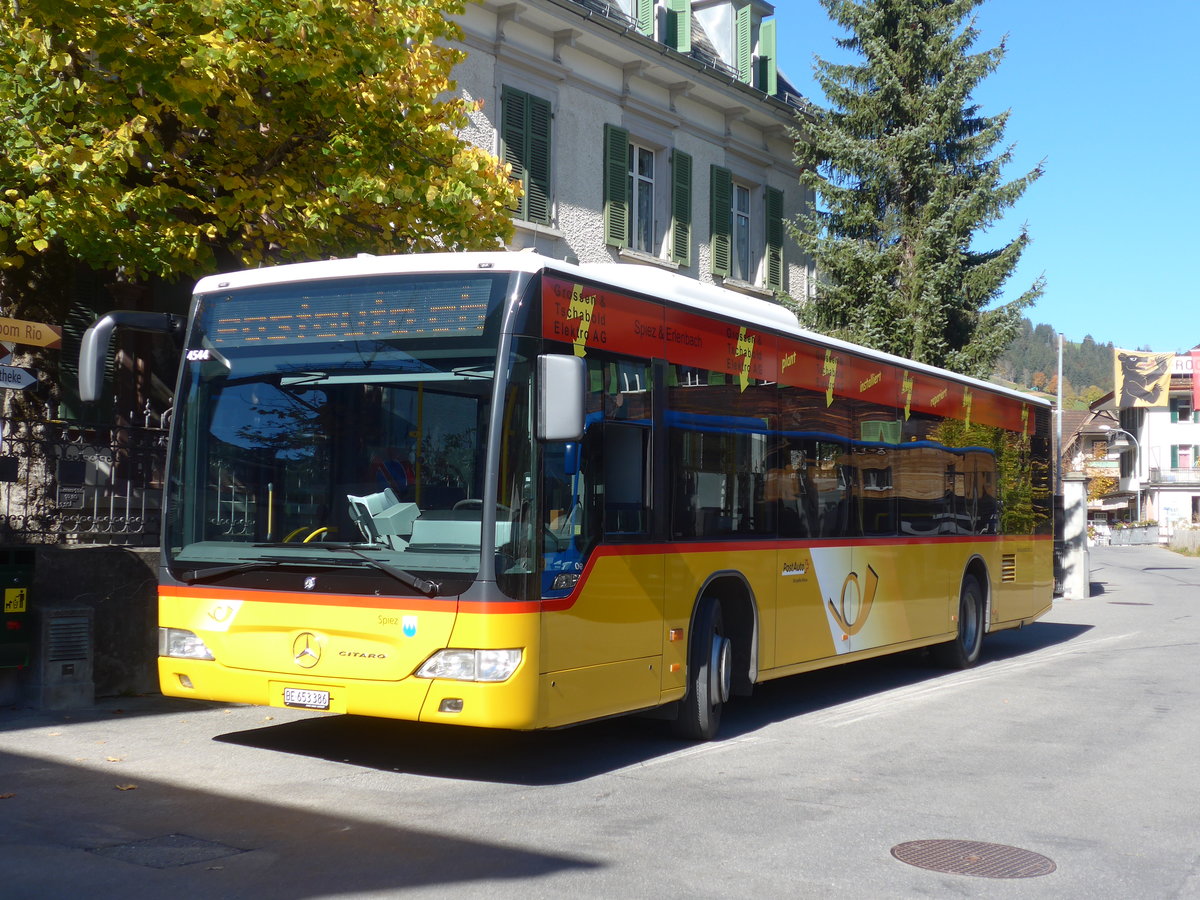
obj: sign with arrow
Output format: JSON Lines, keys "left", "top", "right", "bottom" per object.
{"left": 0, "top": 365, "right": 39, "bottom": 391}
{"left": 0, "top": 317, "right": 62, "bottom": 350}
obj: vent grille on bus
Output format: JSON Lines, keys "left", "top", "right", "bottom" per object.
{"left": 48, "top": 616, "right": 91, "bottom": 661}
{"left": 1001, "top": 554, "right": 1017, "bottom": 583}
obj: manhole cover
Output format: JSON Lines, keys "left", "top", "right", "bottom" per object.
{"left": 891, "top": 840, "right": 1056, "bottom": 879}
{"left": 89, "top": 833, "right": 244, "bottom": 869}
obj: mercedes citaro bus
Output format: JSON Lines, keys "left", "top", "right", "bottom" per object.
{"left": 80, "top": 252, "right": 1053, "bottom": 739}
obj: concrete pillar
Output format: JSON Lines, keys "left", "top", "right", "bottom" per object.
{"left": 1060, "top": 474, "right": 1090, "bottom": 600}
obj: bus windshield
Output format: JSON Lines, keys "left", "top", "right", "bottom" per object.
{"left": 165, "top": 272, "right": 536, "bottom": 597}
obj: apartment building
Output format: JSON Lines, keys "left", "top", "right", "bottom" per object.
{"left": 1068, "top": 354, "right": 1200, "bottom": 530}
{"left": 452, "top": 0, "right": 812, "bottom": 301}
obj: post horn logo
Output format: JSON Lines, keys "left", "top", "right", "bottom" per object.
{"left": 827, "top": 565, "right": 879, "bottom": 637}
{"left": 292, "top": 632, "right": 321, "bottom": 668}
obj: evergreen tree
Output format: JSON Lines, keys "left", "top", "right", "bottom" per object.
{"left": 791, "top": 0, "right": 1043, "bottom": 379}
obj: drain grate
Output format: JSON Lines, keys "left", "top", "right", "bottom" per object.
{"left": 90, "top": 833, "right": 244, "bottom": 869}
{"left": 891, "top": 840, "right": 1056, "bottom": 879}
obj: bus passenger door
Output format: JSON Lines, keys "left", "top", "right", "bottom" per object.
{"left": 539, "top": 360, "right": 664, "bottom": 725}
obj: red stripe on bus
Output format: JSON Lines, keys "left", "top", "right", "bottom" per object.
{"left": 164, "top": 532, "right": 1052, "bottom": 616}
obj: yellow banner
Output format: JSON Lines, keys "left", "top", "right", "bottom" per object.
{"left": 1114, "top": 348, "right": 1173, "bottom": 407}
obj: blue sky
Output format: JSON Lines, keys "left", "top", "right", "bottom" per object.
{"left": 775, "top": 1, "right": 1200, "bottom": 352}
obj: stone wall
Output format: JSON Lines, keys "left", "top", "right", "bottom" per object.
{"left": 21, "top": 545, "right": 159, "bottom": 705}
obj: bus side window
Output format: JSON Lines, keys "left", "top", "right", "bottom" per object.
{"left": 602, "top": 422, "right": 649, "bottom": 536}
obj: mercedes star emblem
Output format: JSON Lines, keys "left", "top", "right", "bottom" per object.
{"left": 292, "top": 632, "right": 321, "bottom": 668}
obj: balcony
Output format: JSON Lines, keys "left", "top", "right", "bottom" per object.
{"left": 1149, "top": 467, "right": 1200, "bottom": 486}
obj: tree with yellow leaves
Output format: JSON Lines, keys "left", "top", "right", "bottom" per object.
{"left": 0, "top": 0, "right": 517, "bottom": 281}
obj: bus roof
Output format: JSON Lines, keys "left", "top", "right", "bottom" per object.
{"left": 192, "top": 251, "right": 1050, "bottom": 409}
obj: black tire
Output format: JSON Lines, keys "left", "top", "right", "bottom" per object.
{"left": 933, "top": 574, "right": 984, "bottom": 669}
{"left": 672, "top": 597, "right": 732, "bottom": 741}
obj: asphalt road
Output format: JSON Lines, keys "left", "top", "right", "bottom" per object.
{"left": 1, "top": 544, "right": 1197, "bottom": 899}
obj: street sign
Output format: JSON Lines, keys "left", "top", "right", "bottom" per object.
{"left": 0, "top": 365, "right": 38, "bottom": 391}
{"left": 0, "top": 316, "right": 62, "bottom": 349}
{"left": 56, "top": 486, "right": 85, "bottom": 509}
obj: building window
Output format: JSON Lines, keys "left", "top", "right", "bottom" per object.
{"left": 606, "top": 125, "right": 691, "bottom": 263}
{"left": 629, "top": 143, "right": 656, "bottom": 254}
{"left": 1170, "top": 396, "right": 1195, "bottom": 423}
{"left": 501, "top": 86, "right": 552, "bottom": 225}
{"left": 711, "top": 167, "right": 782, "bottom": 286}
{"left": 732, "top": 183, "right": 751, "bottom": 281}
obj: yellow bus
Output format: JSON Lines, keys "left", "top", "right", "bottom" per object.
{"left": 80, "top": 252, "right": 1053, "bottom": 739}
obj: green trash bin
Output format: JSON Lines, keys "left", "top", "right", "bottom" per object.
{"left": 0, "top": 547, "right": 34, "bottom": 668}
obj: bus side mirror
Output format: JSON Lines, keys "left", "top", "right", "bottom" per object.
{"left": 79, "top": 311, "right": 185, "bottom": 403}
{"left": 538, "top": 354, "right": 585, "bottom": 442}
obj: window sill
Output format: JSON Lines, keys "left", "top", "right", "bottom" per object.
{"left": 617, "top": 248, "right": 680, "bottom": 271}
{"left": 511, "top": 218, "right": 565, "bottom": 241}
{"left": 719, "top": 277, "right": 775, "bottom": 300}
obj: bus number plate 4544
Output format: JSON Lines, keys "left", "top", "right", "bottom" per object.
{"left": 283, "top": 688, "right": 330, "bottom": 710}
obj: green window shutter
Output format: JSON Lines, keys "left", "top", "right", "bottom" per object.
{"left": 670, "top": 149, "right": 692, "bottom": 266}
{"left": 666, "top": 0, "right": 691, "bottom": 53}
{"left": 735, "top": 4, "right": 752, "bottom": 83}
{"left": 500, "top": 87, "right": 552, "bottom": 224}
{"left": 526, "top": 94, "right": 553, "bottom": 225}
{"left": 603, "top": 124, "right": 630, "bottom": 248}
{"left": 756, "top": 19, "right": 777, "bottom": 96}
{"left": 1171, "top": 400, "right": 1180, "bottom": 423}
{"left": 1172, "top": 445, "right": 1180, "bottom": 468}
{"left": 710, "top": 165, "right": 732, "bottom": 277}
{"left": 500, "top": 86, "right": 529, "bottom": 219}
{"left": 764, "top": 186, "right": 784, "bottom": 290}
{"left": 1194, "top": 410, "right": 1199, "bottom": 423}
{"left": 636, "top": 0, "right": 654, "bottom": 36}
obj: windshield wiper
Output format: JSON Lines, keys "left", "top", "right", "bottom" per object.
{"left": 253, "top": 543, "right": 442, "bottom": 597}
{"left": 179, "top": 560, "right": 283, "bottom": 584}
{"left": 451, "top": 365, "right": 493, "bottom": 380}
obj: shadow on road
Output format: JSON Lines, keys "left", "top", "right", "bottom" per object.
{"left": 215, "top": 619, "right": 1092, "bottom": 787}
{"left": 0, "top": 748, "right": 599, "bottom": 898}
{"left": 0, "top": 696, "right": 225, "bottom": 736}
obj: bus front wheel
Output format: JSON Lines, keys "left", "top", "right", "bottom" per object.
{"left": 933, "top": 574, "right": 984, "bottom": 669}
{"left": 673, "top": 596, "right": 732, "bottom": 741}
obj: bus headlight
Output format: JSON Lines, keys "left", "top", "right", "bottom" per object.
{"left": 159, "top": 627, "right": 215, "bottom": 660}
{"left": 416, "top": 649, "right": 522, "bottom": 682}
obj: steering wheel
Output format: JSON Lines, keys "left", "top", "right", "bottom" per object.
{"left": 282, "top": 526, "right": 334, "bottom": 543}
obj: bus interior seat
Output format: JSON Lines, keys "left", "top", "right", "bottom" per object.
{"left": 347, "top": 488, "right": 418, "bottom": 548}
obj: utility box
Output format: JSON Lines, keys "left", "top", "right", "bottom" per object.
{"left": 0, "top": 547, "right": 34, "bottom": 669}
{"left": 30, "top": 606, "right": 95, "bottom": 709}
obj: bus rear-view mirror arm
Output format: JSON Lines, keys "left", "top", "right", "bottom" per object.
{"left": 79, "top": 310, "right": 186, "bottom": 403}
{"left": 537, "top": 354, "right": 586, "bottom": 442}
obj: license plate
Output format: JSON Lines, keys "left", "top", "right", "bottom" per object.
{"left": 283, "top": 687, "right": 330, "bottom": 710}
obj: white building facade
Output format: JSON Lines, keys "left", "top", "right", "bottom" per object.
{"left": 452, "top": 0, "right": 812, "bottom": 303}
{"left": 1126, "top": 356, "right": 1200, "bottom": 527}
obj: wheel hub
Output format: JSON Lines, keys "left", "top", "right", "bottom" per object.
{"left": 710, "top": 635, "right": 732, "bottom": 705}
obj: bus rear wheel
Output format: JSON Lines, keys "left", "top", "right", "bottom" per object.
{"left": 933, "top": 574, "right": 984, "bottom": 669}
{"left": 673, "top": 596, "right": 732, "bottom": 741}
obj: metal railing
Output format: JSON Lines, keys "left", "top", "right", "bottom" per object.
{"left": 0, "top": 416, "right": 168, "bottom": 547}
{"left": 1149, "top": 467, "right": 1200, "bottom": 485}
